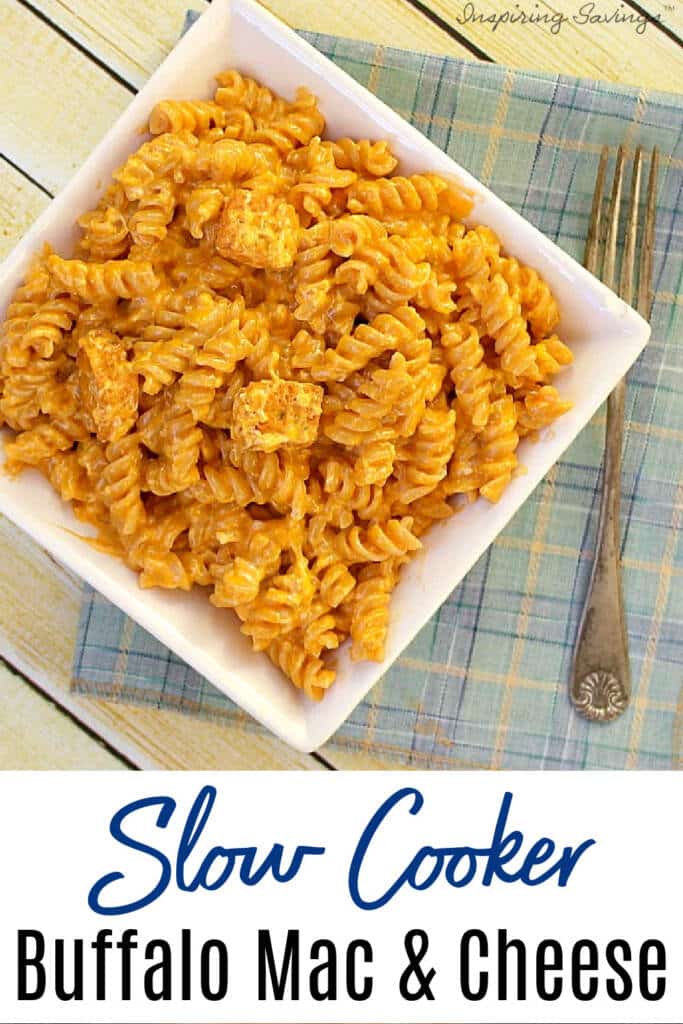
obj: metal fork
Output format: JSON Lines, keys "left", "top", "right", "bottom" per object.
{"left": 571, "top": 145, "right": 659, "bottom": 723}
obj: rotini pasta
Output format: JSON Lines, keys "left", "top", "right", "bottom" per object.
{"left": 0, "top": 70, "right": 573, "bottom": 700}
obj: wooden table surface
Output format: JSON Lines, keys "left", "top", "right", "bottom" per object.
{"left": 1, "top": 0, "right": 681, "bottom": 770}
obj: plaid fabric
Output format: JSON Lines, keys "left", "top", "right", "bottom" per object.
{"left": 74, "top": 29, "right": 683, "bottom": 769}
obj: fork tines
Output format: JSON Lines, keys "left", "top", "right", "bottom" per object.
{"left": 584, "top": 145, "right": 659, "bottom": 316}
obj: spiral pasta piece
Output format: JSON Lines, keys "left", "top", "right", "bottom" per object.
{"left": 42, "top": 450, "right": 90, "bottom": 503}
{"left": 315, "top": 456, "right": 384, "bottom": 526}
{"left": 450, "top": 226, "right": 494, "bottom": 326}
{"left": 238, "top": 559, "right": 316, "bottom": 650}
{"left": 350, "top": 564, "right": 394, "bottom": 662}
{"left": 515, "top": 385, "right": 572, "bottom": 437}
{"left": 78, "top": 206, "right": 130, "bottom": 261}
{"left": 472, "top": 273, "right": 539, "bottom": 384}
{"left": 335, "top": 235, "right": 430, "bottom": 306}
{"left": 391, "top": 403, "right": 456, "bottom": 504}
{"left": 214, "top": 70, "right": 286, "bottom": 122}
{"left": 312, "top": 306, "right": 426, "bottom": 382}
{"left": 477, "top": 394, "right": 519, "bottom": 503}
{"left": 5, "top": 296, "right": 80, "bottom": 367}
{"left": 47, "top": 256, "right": 158, "bottom": 303}
{"left": 101, "top": 435, "right": 146, "bottom": 537}
{"left": 348, "top": 174, "right": 471, "bottom": 219}
{"left": 211, "top": 556, "right": 265, "bottom": 607}
{"left": 127, "top": 508, "right": 193, "bottom": 591}
{"left": 298, "top": 600, "right": 341, "bottom": 658}
{"left": 133, "top": 329, "right": 201, "bottom": 395}
{"left": 184, "top": 186, "right": 225, "bottom": 240}
{"left": 251, "top": 88, "right": 325, "bottom": 153}
{"left": 441, "top": 320, "right": 493, "bottom": 429}
{"left": 294, "top": 232, "right": 337, "bottom": 317}
{"left": 115, "top": 132, "right": 198, "bottom": 200}
{"left": 193, "top": 461, "right": 254, "bottom": 507}
{"left": 533, "top": 334, "right": 574, "bottom": 379}
{"left": 441, "top": 424, "right": 482, "bottom": 497}
{"left": 4, "top": 420, "right": 78, "bottom": 473}
{"left": 188, "top": 504, "right": 250, "bottom": 552}
{"left": 230, "top": 447, "right": 310, "bottom": 519}
{"left": 1, "top": 256, "right": 50, "bottom": 352}
{"left": 324, "top": 138, "right": 398, "bottom": 177}
{"left": 314, "top": 556, "right": 356, "bottom": 609}
{"left": 196, "top": 137, "right": 267, "bottom": 184}
{"left": 176, "top": 301, "right": 255, "bottom": 417}
{"left": 520, "top": 265, "right": 561, "bottom": 339}
{"left": 415, "top": 269, "right": 456, "bottom": 317}
{"left": 267, "top": 637, "right": 335, "bottom": 701}
{"left": 334, "top": 517, "right": 421, "bottom": 564}
{"left": 288, "top": 138, "right": 357, "bottom": 223}
{"left": 395, "top": 485, "right": 455, "bottom": 536}
{"left": 353, "top": 439, "right": 396, "bottom": 487}
{"left": 140, "top": 399, "right": 202, "bottom": 495}
{"left": 149, "top": 100, "right": 226, "bottom": 135}
{"left": 129, "top": 181, "right": 177, "bottom": 246}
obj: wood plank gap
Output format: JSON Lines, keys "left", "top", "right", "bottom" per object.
{"left": 623, "top": 0, "right": 683, "bottom": 49}
{"left": 0, "top": 651, "right": 137, "bottom": 769}
{"left": 14, "top": 0, "right": 138, "bottom": 94}
{"left": 403, "top": 0, "right": 495, "bottom": 61}
{"left": 311, "top": 750, "right": 337, "bottom": 770}
{"left": 0, "top": 153, "right": 54, "bottom": 199}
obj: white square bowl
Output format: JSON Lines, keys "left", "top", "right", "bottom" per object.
{"left": 0, "top": 0, "right": 650, "bottom": 751}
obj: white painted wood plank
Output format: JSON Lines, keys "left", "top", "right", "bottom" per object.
{"left": 0, "top": 0, "right": 131, "bottom": 194}
{"left": 0, "top": 660, "right": 127, "bottom": 769}
{"left": 0, "top": 159, "right": 50, "bottom": 262}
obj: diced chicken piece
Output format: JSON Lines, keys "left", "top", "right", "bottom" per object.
{"left": 215, "top": 189, "right": 299, "bottom": 270}
{"left": 232, "top": 379, "right": 323, "bottom": 452}
{"left": 77, "top": 329, "right": 138, "bottom": 443}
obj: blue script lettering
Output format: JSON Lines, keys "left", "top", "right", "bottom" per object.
{"left": 89, "top": 785, "right": 325, "bottom": 915}
{"left": 348, "top": 789, "right": 595, "bottom": 910}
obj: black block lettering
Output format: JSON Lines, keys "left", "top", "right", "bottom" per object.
{"left": 258, "top": 930, "right": 300, "bottom": 1000}
{"left": 460, "top": 929, "right": 488, "bottom": 1001}
{"left": 17, "top": 931, "right": 46, "bottom": 1001}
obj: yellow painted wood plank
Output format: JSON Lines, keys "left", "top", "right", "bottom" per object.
{"left": 261, "top": 0, "right": 472, "bottom": 55}
{"left": 30, "top": 0, "right": 475, "bottom": 87}
{"left": 0, "top": 160, "right": 49, "bottom": 262}
{"left": 0, "top": 0, "right": 130, "bottom": 193}
{"left": 30, "top": 0, "right": 206, "bottom": 88}
{"left": 426, "top": 0, "right": 683, "bottom": 89}
{"left": 0, "top": 661, "right": 127, "bottom": 769}
{"left": 635, "top": 0, "right": 683, "bottom": 41}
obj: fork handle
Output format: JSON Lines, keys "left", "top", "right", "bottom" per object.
{"left": 571, "top": 380, "right": 631, "bottom": 722}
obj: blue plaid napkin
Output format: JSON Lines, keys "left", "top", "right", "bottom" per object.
{"left": 74, "top": 25, "right": 683, "bottom": 768}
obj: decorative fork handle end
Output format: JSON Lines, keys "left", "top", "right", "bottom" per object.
{"left": 571, "top": 669, "right": 629, "bottom": 722}
{"left": 571, "top": 383, "right": 632, "bottom": 724}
